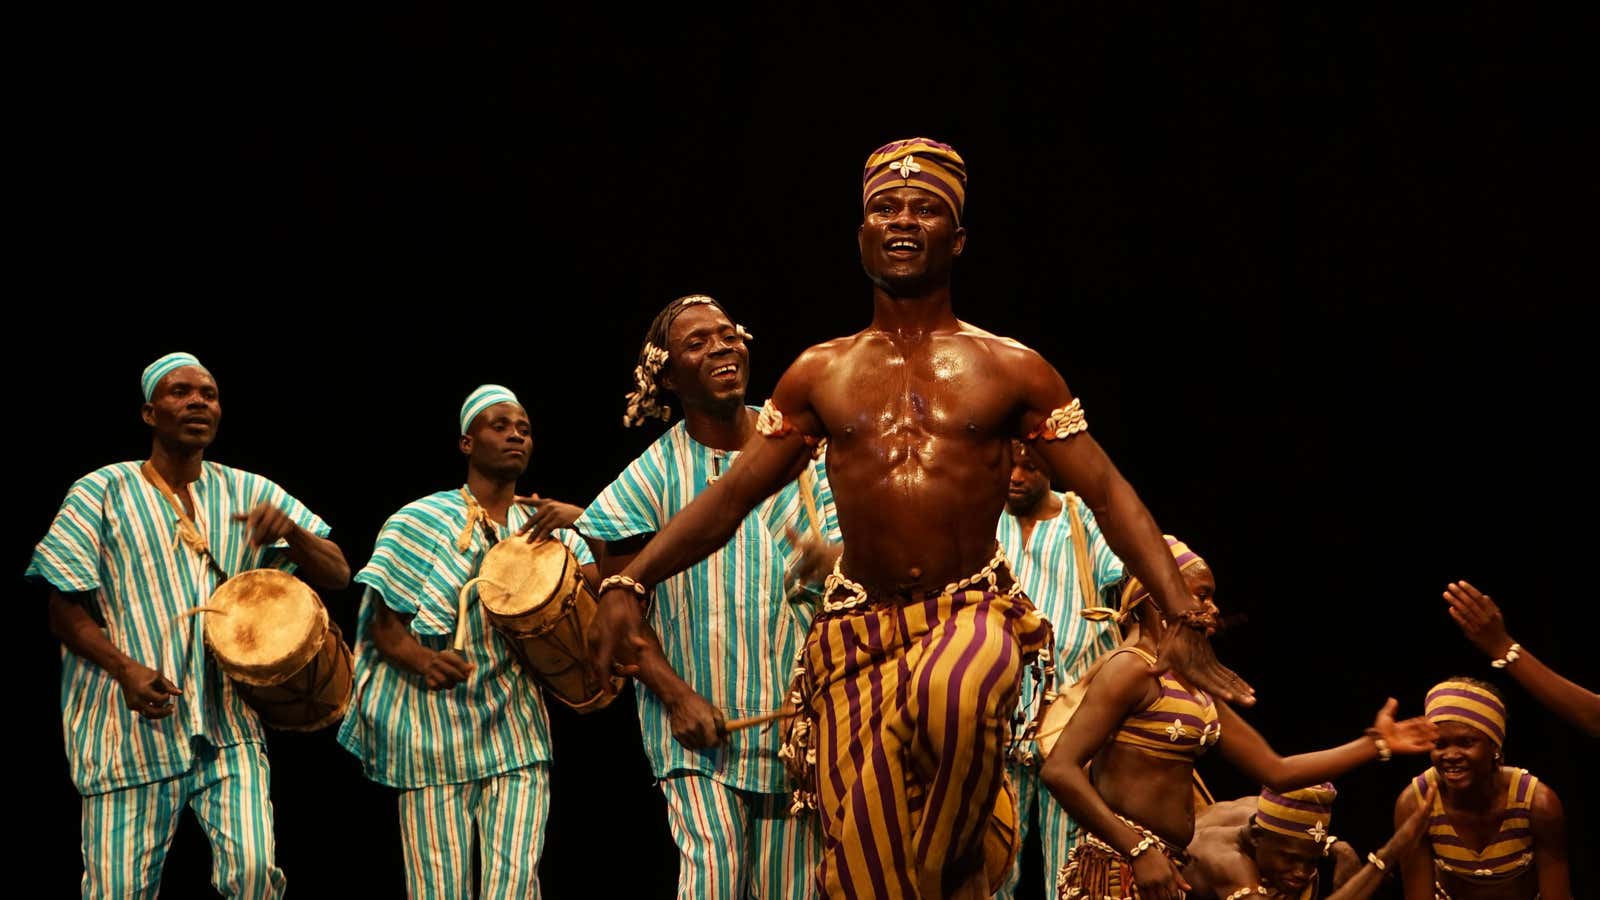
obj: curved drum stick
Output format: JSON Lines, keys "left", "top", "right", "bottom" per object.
{"left": 722, "top": 707, "right": 795, "bottom": 733}
{"left": 798, "top": 463, "right": 823, "bottom": 543}
{"left": 454, "top": 577, "right": 495, "bottom": 653}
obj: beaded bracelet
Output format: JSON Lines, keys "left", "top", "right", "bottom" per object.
{"left": 1368, "top": 852, "right": 1390, "bottom": 874}
{"left": 1365, "top": 728, "right": 1392, "bottom": 762}
{"left": 1175, "top": 606, "right": 1219, "bottom": 632}
{"left": 598, "top": 575, "right": 650, "bottom": 601}
{"left": 1127, "top": 834, "right": 1158, "bottom": 859}
{"left": 1490, "top": 642, "right": 1522, "bottom": 669}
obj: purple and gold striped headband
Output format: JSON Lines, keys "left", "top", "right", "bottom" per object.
{"left": 862, "top": 138, "right": 967, "bottom": 223}
{"left": 1256, "top": 783, "right": 1337, "bottom": 845}
{"left": 1426, "top": 680, "right": 1507, "bottom": 746}
{"left": 1115, "top": 536, "right": 1205, "bottom": 618}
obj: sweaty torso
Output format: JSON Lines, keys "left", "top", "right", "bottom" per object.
{"left": 1184, "top": 799, "right": 1260, "bottom": 900}
{"left": 806, "top": 325, "right": 1028, "bottom": 594}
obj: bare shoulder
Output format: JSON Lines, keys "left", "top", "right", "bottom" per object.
{"left": 1393, "top": 780, "right": 1422, "bottom": 821}
{"left": 796, "top": 333, "right": 851, "bottom": 362}
{"left": 953, "top": 320, "right": 1047, "bottom": 359}
{"left": 1528, "top": 777, "right": 1564, "bottom": 821}
{"left": 951, "top": 322, "right": 1065, "bottom": 404}
{"left": 1090, "top": 648, "right": 1161, "bottom": 706}
{"left": 773, "top": 333, "right": 869, "bottom": 421}
{"left": 1195, "top": 797, "right": 1258, "bottom": 831}
{"left": 778, "top": 335, "right": 860, "bottom": 386}
{"left": 1185, "top": 818, "right": 1256, "bottom": 900}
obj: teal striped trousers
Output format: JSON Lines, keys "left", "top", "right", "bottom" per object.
{"left": 397, "top": 763, "right": 549, "bottom": 899}
{"left": 660, "top": 774, "right": 820, "bottom": 899}
{"left": 80, "top": 740, "right": 284, "bottom": 899}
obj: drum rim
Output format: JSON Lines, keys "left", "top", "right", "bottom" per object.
{"left": 475, "top": 538, "right": 577, "bottom": 617}
{"left": 204, "top": 569, "right": 329, "bottom": 686}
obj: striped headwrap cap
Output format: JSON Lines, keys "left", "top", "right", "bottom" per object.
{"left": 1426, "top": 679, "right": 1507, "bottom": 746}
{"left": 1084, "top": 535, "right": 1205, "bottom": 622}
{"left": 141, "top": 352, "right": 209, "bottom": 401}
{"left": 460, "top": 384, "right": 522, "bottom": 435}
{"left": 1256, "top": 783, "right": 1337, "bottom": 845}
{"left": 862, "top": 137, "right": 968, "bottom": 223}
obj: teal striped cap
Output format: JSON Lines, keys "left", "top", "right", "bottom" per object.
{"left": 460, "top": 384, "right": 522, "bottom": 434}
{"left": 141, "top": 352, "right": 209, "bottom": 401}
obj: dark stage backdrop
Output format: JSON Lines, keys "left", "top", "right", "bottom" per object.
{"left": 16, "top": 5, "right": 1595, "bottom": 898}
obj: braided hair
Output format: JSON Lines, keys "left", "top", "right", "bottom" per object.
{"left": 623, "top": 294, "right": 753, "bottom": 427}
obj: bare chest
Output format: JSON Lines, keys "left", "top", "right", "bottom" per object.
{"left": 815, "top": 337, "right": 1015, "bottom": 446}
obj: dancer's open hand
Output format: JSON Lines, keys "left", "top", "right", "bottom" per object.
{"left": 1158, "top": 624, "right": 1255, "bottom": 706}
{"left": 1443, "top": 581, "right": 1514, "bottom": 660}
{"left": 1372, "top": 697, "right": 1437, "bottom": 754}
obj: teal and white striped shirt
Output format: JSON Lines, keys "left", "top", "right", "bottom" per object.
{"left": 338, "top": 489, "right": 594, "bottom": 789}
{"left": 996, "top": 493, "right": 1126, "bottom": 726}
{"left": 577, "top": 418, "right": 839, "bottom": 794}
{"left": 26, "top": 461, "right": 328, "bottom": 796}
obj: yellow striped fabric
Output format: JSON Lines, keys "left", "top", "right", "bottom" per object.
{"left": 861, "top": 137, "right": 968, "bottom": 222}
{"left": 796, "top": 581, "right": 1051, "bottom": 898}
{"left": 1425, "top": 680, "right": 1507, "bottom": 746}
{"left": 1412, "top": 767, "right": 1538, "bottom": 879}
{"left": 1108, "top": 647, "right": 1221, "bottom": 762}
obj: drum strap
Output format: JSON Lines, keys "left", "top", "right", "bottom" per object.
{"left": 141, "top": 461, "right": 229, "bottom": 583}
{"left": 457, "top": 488, "right": 500, "bottom": 553}
{"left": 1063, "top": 492, "right": 1100, "bottom": 615}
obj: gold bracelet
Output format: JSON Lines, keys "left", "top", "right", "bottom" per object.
{"left": 598, "top": 575, "right": 650, "bottom": 601}
{"left": 1490, "top": 642, "right": 1522, "bottom": 669}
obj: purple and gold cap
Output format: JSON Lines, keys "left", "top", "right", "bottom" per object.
{"left": 862, "top": 138, "right": 967, "bottom": 222}
{"left": 1426, "top": 680, "right": 1507, "bottom": 746}
{"left": 1257, "top": 783, "right": 1337, "bottom": 845}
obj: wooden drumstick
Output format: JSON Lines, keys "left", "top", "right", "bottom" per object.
{"left": 721, "top": 707, "right": 795, "bottom": 733}
{"left": 454, "top": 577, "right": 487, "bottom": 653}
{"left": 797, "top": 463, "right": 824, "bottom": 543}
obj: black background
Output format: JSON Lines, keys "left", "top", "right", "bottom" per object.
{"left": 16, "top": 4, "right": 1595, "bottom": 897}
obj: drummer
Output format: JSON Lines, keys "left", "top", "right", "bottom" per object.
{"left": 337, "top": 384, "right": 595, "bottom": 899}
{"left": 27, "top": 352, "right": 349, "bottom": 899}
{"left": 996, "top": 439, "right": 1127, "bottom": 899}
{"left": 576, "top": 295, "right": 839, "bottom": 899}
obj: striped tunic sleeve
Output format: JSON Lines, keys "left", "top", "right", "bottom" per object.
{"left": 26, "top": 472, "right": 109, "bottom": 593}
{"left": 357, "top": 497, "right": 464, "bottom": 634}
{"left": 211, "top": 468, "right": 331, "bottom": 577}
{"left": 576, "top": 444, "right": 666, "bottom": 542}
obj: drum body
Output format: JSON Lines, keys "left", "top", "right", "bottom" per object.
{"left": 1034, "top": 691, "right": 1075, "bottom": 760}
{"left": 205, "top": 568, "right": 353, "bottom": 731}
{"left": 473, "top": 538, "right": 621, "bottom": 712}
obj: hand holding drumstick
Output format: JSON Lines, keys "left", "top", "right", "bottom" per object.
{"left": 116, "top": 659, "right": 182, "bottom": 719}
{"left": 229, "top": 502, "right": 351, "bottom": 589}
{"left": 231, "top": 503, "right": 300, "bottom": 547}
{"left": 515, "top": 495, "right": 586, "bottom": 544}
